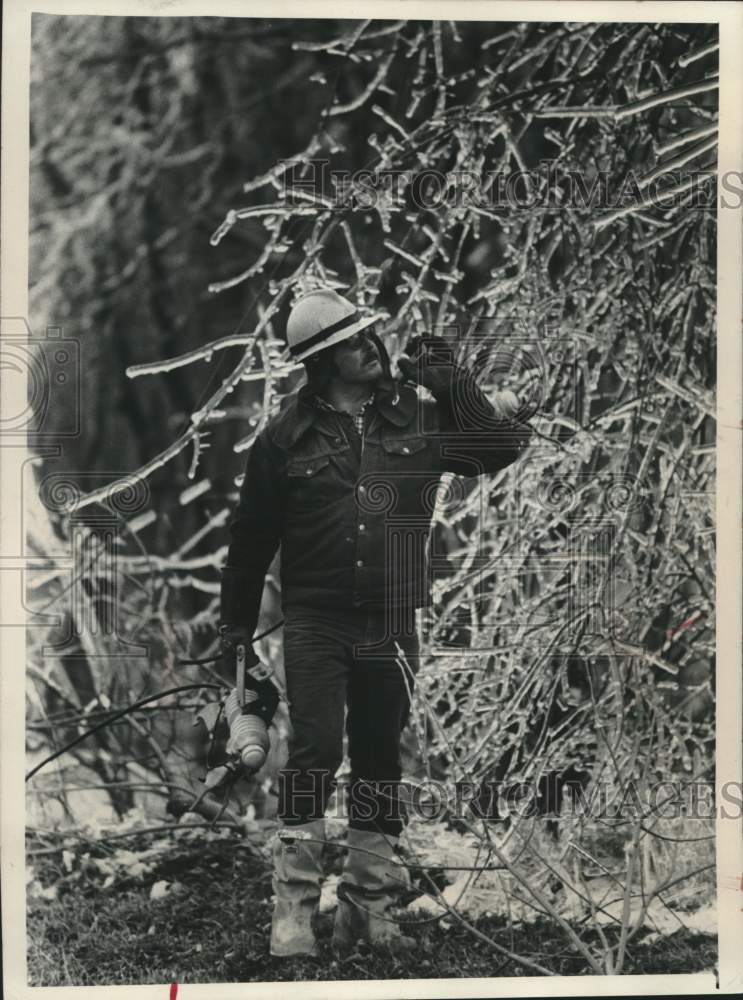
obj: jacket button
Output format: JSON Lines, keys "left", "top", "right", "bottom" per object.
{"left": 356, "top": 560, "right": 364, "bottom": 568}
{"left": 359, "top": 523, "right": 366, "bottom": 532}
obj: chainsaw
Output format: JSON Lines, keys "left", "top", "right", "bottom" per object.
{"left": 191, "top": 642, "right": 280, "bottom": 808}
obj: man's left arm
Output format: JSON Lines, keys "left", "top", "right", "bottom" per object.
{"left": 398, "top": 337, "right": 532, "bottom": 476}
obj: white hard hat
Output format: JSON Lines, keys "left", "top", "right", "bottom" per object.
{"left": 286, "top": 289, "right": 383, "bottom": 363}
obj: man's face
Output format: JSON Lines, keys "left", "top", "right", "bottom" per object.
{"left": 331, "top": 328, "right": 383, "bottom": 384}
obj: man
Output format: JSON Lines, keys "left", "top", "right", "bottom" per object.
{"left": 219, "top": 288, "right": 531, "bottom": 957}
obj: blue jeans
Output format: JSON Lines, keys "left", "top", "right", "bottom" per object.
{"left": 278, "top": 606, "right": 420, "bottom": 836}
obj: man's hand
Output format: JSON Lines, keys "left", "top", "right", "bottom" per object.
{"left": 397, "top": 336, "right": 458, "bottom": 395}
{"left": 219, "top": 624, "right": 278, "bottom": 725}
{"left": 218, "top": 624, "right": 259, "bottom": 675}
{"left": 398, "top": 337, "right": 523, "bottom": 421}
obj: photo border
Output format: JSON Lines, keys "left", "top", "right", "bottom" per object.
{"left": 2, "top": 2, "right": 740, "bottom": 997}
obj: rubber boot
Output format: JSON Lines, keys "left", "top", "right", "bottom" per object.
{"left": 332, "top": 828, "right": 415, "bottom": 956}
{"left": 269, "top": 818, "right": 325, "bottom": 957}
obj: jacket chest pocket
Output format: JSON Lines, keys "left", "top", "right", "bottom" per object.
{"left": 288, "top": 455, "right": 331, "bottom": 478}
{"left": 286, "top": 454, "right": 341, "bottom": 510}
{"left": 381, "top": 435, "right": 428, "bottom": 466}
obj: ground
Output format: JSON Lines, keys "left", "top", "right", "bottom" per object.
{"left": 27, "top": 828, "right": 718, "bottom": 986}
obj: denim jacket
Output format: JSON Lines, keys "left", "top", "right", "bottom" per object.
{"left": 221, "top": 370, "right": 531, "bottom": 634}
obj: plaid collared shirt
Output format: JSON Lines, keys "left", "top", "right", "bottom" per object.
{"left": 314, "top": 394, "right": 373, "bottom": 438}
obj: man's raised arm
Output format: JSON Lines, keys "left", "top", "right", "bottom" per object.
{"left": 397, "top": 336, "right": 532, "bottom": 476}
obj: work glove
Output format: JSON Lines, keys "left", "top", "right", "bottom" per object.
{"left": 398, "top": 335, "right": 523, "bottom": 422}
{"left": 218, "top": 623, "right": 258, "bottom": 674}
{"left": 397, "top": 335, "right": 459, "bottom": 395}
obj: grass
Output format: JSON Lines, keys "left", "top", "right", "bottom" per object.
{"left": 27, "top": 832, "right": 718, "bottom": 986}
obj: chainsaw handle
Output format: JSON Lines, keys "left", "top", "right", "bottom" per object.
{"left": 236, "top": 643, "right": 246, "bottom": 707}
